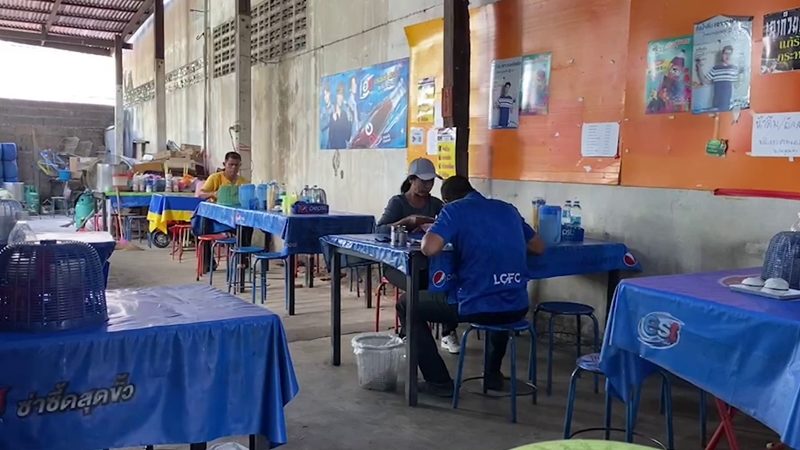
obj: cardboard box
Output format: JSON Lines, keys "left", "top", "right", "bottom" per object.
{"left": 69, "top": 156, "right": 98, "bottom": 172}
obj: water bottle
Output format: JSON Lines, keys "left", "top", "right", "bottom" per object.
{"left": 561, "top": 200, "right": 572, "bottom": 225}
{"left": 8, "top": 211, "right": 37, "bottom": 244}
{"left": 571, "top": 200, "right": 582, "bottom": 227}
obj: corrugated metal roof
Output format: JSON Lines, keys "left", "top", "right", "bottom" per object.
{"left": 0, "top": 0, "right": 153, "bottom": 55}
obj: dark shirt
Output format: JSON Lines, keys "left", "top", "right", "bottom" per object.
{"left": 376, "top": 194, "right": 444, "bottom": 234}
{"left": 328, "top": 109, "right": 352, "bottom": 149}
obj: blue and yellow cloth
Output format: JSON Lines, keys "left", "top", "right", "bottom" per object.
{"left": 147, "top": 194, "right": 203, "bottom": 234}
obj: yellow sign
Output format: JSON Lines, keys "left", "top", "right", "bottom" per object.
{"left": 437, "top": 127, "right": 457, "bottom": 178}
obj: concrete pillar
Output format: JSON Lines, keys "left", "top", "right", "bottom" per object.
{"left": 114, "top": 35, "right": 124, "bottom": 157}
{"left": 235, "top": 0, "right": 252, "bottom": 180}
{"left": 443, "top": 0, "right": 471, "bottom": 176}
{"left": 154, "top": 0, "right": 167, "bottom": 152}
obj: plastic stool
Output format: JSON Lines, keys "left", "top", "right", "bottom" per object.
{"left": 251, "top": 251, "right": 288, "bottom": 304}
{"left": 533, "top": 301, "right": 600, "bottom": 395}
{"left": 195, "top": 233, "right": 230, "bottom": 281}
{"left": 170, "top": 224, "right": 193, "bottom": 262}
{"left": 209, "top": 237, "right": 236, "bottom": 286}
{"left": 124, "top": 215, "right": 148, "bottom": 242}
{"left": 227, "top": 246, "right": 263, "bottom": 294}
{"left": 563, "top": 353, "right": 674, "bottom": 450}
{"left": 452, "top": 320, "right": 538, "bottom": 423}
{"left": 375, "top": 276, "right": 401, "bottom": 332}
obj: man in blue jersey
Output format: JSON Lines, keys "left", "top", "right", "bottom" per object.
{"left": 695, "top": 45, "right": 744, "bottom": 111}
{"left": 396, "top": 176, "right": 545, "bottom": 396}
{"left": 495, "top": 82, "right": 516, "bottom": 127}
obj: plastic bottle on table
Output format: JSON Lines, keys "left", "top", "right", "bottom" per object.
{"left": 8, "top": 211, "right": 37, "bottom": 244}
{"left": 561, "top": 200, "right": 572, "bottom": 225}
{"left": 571, "top": 200, "right": 582, "bottom": 227}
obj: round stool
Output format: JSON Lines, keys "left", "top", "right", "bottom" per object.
{"left": 452, "top": 320, "right": 537, "bottom": 423}
{"left": 195, "top": 233, "right": 230, "bottom": 281}
{"left": 170, "top": 224, "right": 193, "bottom": 262}
{"left": 533, "top": 301, "right": 600, "bottom": 396}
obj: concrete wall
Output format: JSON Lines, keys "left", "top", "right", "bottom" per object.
{"left": 0, "top": 98, "right": 113, "bottom": 197}
{"left": 123, "top": 0, "right": 793, "bottom": 327}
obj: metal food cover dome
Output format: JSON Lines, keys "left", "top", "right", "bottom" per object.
{"left": 0, "top": 240, "right": 108, "bottom": 332}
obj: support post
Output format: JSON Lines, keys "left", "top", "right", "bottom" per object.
{"left": 114, "top": 35, "right": 124, "bottom": 157}
{"left": 154, "top": 0, "right": 167, "bottom": 152}
{"left": 443, "top": 0, "right": 471, "bottom": 177}
{"left": 235, "top": 0, "right": 253, "bottom": 179}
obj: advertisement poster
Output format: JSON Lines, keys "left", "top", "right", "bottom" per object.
{"left": 691, "top": 15, "right": 752, "bottom": 114}
{"left": 436, "top": 128, "right": 457, "bottom": 178}
{"left": 417, "top": 77, "right": 436, "bottom": 123}
{"left": 762, "top": 8, "right": 800, "bottom": 74}
{"left": 488, "top": 57, "right": 522, "bottom": 129}
{"left": 645, "top": 36, "right": 693, "bottom": 114}
{"left": 319, "top": 58, "right": 409, "bottom": 149}
{"left": 520, "top": 53, "right": 552, "bottom": 115}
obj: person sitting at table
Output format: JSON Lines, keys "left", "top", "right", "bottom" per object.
{"left": 376, "top": 158, "right": 460, "bottom": 354}
{"left": 197, "top": 151, "right": 252, "bottom": 273}
{"left": 396, "top": 175, "right": 545, "bottom": 396}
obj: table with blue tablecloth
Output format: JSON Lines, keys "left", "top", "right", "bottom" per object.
{"left": 0, "top": 284, "right": 299, "bottom": 450}
{"left": 147, "top": 194, "right": 204, "bottom": 234}
{"left": 320, "top": 234, "right": 641, "bottom": 407}
{"left": 600, "top": 268, "right": 796, "bottom": 449}
{"left": 194, "top": 202, "right": 375, "bottom": 315}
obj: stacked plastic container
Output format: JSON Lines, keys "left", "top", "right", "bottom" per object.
{"left": 1, "top": 143, "right": 19, "bottom": 182}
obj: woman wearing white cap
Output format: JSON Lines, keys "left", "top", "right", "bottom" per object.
{"left": 376, "top": 158, "right": 459, "bottom": 354}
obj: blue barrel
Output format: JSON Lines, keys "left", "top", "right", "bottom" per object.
{"left": 239, "top": 184, "right": 256, "bottom": 210}
{"left": 1, "top": 143, "right": 17, "bottom": 162}
{"left": 2, "top": 160, "right": 19, "bottom": 182}
{"left": 538, "top": 205, "right": 562, "bottom": 245}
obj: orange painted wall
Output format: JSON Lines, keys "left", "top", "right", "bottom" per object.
{"left": 406, "top": 0, "right": 800, "bottom": 192}
{"left": 621, "top": 0, "right": 800, "bottom": 191}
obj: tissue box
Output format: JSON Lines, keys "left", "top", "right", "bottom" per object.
{"left": 561, "top": 225, "right": 584, "bottom": 242}
{"left": 291, "top": 202, "right": 329, "bottom": 215}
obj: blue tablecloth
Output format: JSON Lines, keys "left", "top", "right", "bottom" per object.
{"left": 109, "top": 193, "right": 155, "bottom": 209}
{"left": 600, "top": 268, "right": 800, "bottom": 448}
{"left": 320, "top": 234, "right": 641, "bottom": 277}
{"left": 195, "top": 203, "right": 375, "bottom": 254}
{"left": 0, "top": 284, "right": 299, "bottom": 450}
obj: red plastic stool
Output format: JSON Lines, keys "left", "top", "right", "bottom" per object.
{"left": 195, "top": 233, "right": 231, "bottom": 281}
{"left": 375, "top": 277, "right": 402, "bottom": 332}
{"left": 170, "top": 224, "right": 193, "bottom": 262}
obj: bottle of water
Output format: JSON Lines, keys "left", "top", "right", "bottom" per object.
{"left": 571, "top": 200, "right": 582, "bottom": 227}
{"left": 8, "top": 211, "right": 36, "bottom": 244}
{"left": 561, "top": 200, "right": 572, "bottom": 225}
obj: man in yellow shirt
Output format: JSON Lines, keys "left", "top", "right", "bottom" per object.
{"left": 199, "top": 151, "right": 248, "bottom": 200}
{"left": 197, "top": 151, "right": 253, "bottom": 273}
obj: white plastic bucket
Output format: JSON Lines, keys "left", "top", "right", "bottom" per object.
{"left": 351, "top": 332, "right": 405, "bottom": 391}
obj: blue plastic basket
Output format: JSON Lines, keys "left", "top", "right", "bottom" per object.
{"left": 0, "top": 240, "right": 108, "bottom": 332}
{"left": 1, "top": 143, "right": 17, "bottom": 162}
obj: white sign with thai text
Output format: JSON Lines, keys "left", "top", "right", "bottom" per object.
{"left": 752, "top": 112, "right": 800, "bottom": 157}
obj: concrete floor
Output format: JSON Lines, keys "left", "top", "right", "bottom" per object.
{"left": 107, "top": 241, "right": 779, "bottom": 450}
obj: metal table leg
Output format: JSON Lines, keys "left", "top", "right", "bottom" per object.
{"left": 189, "top": 444, "right": 207, "bottom": 450}
{"left": 286, "top": 254, "right": 296, "bottom": 315}
{"left": 405, "top": 253, "right": 422, "bottom": 407}
{"left": 250, "top": 434, "right": 268, "bottom": 450}
{"left": 606, "top": 269, "right": 621, "bottom": 319}
{"left": 306, "top": 254, "right": 315, "bottom": 288}
{"left": 365, "top": 264, "right": 373, "bottom": 308}
{"left": 331, "top": 249, "right": 342, "bottom": 366}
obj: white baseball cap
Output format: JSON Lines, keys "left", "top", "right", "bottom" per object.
{"left": 408, "top": 158, "right": 440, "bottom": 181}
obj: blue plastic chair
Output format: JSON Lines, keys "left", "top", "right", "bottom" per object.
{"left": 227, "top": 246, "right": 264, "bottom": 294}
{"left": 563, "top": 353, "right": 674, "bottom": 450}
{"left": 251, "top": 251, "right": 288, "bottom": 304}
{"left": 533, "top": 301, "right": 600, "bottom": 395}
{"left": 452, "top": 320, "right": 537, "bottom": 423}
{"left": 209, "top": 237, "right": 236, "bottom": 286}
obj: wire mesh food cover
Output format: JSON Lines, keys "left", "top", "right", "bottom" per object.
{"left": 0, "top": 240, "right": 108, "bottom": 332}
{"left": 762, "top": 231, "right": 800, "bottom": 290}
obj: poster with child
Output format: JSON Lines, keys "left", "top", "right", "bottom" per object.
{"left": 645, "top": 37, "right": 693, "bottom": 114}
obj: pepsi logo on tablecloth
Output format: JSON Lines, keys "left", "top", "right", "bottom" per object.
{"left": 638, "top": 312, "right": 683, "bottom": 349}
{"left": 0, "top": 386, "right": 8, "bottom": 417}
{"left": 623, "top": 252, "right": 638, "bottom": 267}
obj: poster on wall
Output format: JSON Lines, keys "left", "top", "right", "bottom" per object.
{"left": 416, "top": 77, "right": 436, "bottom": 123}
{"left": 520, "top": 53, "right": 552, "bottom": 115}
{"left": 645, "top": 36, "right": 693, "bottom": 114}
{"left": 436, "top": 128, "right": 457, "bottom": 178}
{"left": 691, "top": 15, "right": 752, "bottom": 114}
{"left": 488, "top": 57, "right": 522, "bottom": 129}
{"left": 762, "top": 8, "right": 800, "bottom": 74}
{"left": 751, "top": 112, "right": 800, "bottom": 157}
{"left": 319, "top": 58, "right": 409, "bottom": 150}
